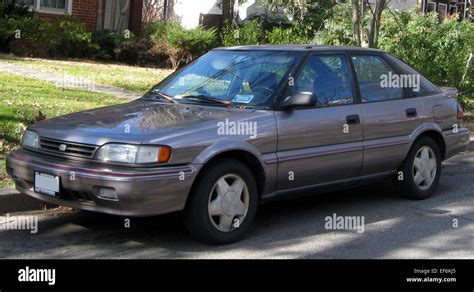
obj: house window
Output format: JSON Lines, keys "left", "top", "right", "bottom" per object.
{"left": 10, "top": 0, "right": 72, "bottom": 14}
{"left": 422, "top": 0, "right": 471, "bottom": 19}
{"left": 40, "top": 0, "right": 66, "bottom": 10}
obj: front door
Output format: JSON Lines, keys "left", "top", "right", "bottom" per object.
{"left": 104, "top": 0, "right": 130, "bottom": 32}
{"left": 275, "top": 54, "right": 364, "bottom": 190}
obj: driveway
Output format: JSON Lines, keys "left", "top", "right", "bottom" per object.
{"left": 1, "top": 151, "right": 473, "bottom": 259}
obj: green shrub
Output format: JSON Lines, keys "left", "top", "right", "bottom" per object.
{"left": 312, "top": 3, "right": 355, "bottom": 46}
{"left": 377, "top": 9, "right": 474, "bottom": 107}
{"left": 91, "top": 30, "right": 121, "bottom": 60}
{"left": 0, "top": 2, "right": 31, "bottom": 18}
{"left": 266, "top": 26, "right": 310, "bottom": 44}
{"left": 220, "top": 19, "right": 265, "bottom": 46}
{"left": 151, "top": 21, "right": 217, "bottom": 69}
{"left": 0, "top": 2, "right": 35, "bottom": 53}
{"left": 55, "top": 19, "right": 97, "bottom": 58}
{"left": 7, "top": 16, "right": 59, "bottom": 57}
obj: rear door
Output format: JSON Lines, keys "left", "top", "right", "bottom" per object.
{"left": 275, "top": 53, "right": 364, "bottom": 190}
{"left": 350, "top": 54, "right": 425, "bottom": 175}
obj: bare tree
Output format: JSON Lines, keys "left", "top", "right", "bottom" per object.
{"left": 351, "top": 0, "right": 361, "bottom": 46}
{"left": 222, "top": 0, "right": 233, "bottom": 21}
{"left": 367, "top": 0, "right": 387, "bottom": 48}
{"left": 142, "top": 0, "right": 165, "bottom": 25}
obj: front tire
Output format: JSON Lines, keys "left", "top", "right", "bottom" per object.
{"left": 184, "top": 159, "right": 258, "bottom": 244}
{"left": 396, "top": 137, "right": 441, "bottom": 200}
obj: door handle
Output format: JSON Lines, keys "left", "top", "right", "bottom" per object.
{"left": 406, "top": 108, "right": 417, "bottom": 117}
{"left": 346, "top": 114, "right": 360, "bottom": 125}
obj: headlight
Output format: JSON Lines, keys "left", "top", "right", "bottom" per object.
{"left": 95, "top": 144, "right": 171, "bottom": 164}
{"left": 22, "top": 130, "right": 39, "bottom": 149}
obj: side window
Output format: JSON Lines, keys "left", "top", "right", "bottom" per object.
{"left": 293, "top": 55, "right": 354, "bottom": 107}
{"left": 351, "top": 55, "right": 404, "bottom": 102}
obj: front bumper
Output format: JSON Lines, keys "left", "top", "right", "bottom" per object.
{"left": 6, "top": 149, "right": 200, "bottom": 216}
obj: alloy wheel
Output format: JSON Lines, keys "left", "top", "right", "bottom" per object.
{"left": 208, "top": 174, "right": 250, "bottom": 232}
{"left": 412, "top": 146, "right": 437, "bottom": 190}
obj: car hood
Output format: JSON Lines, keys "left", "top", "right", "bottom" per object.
{"left": 30, "top": 100, "right": 258, "bottom": 144}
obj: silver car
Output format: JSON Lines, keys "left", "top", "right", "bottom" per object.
{"left": 6, "top": 46, "right": 470, "bottom": 244}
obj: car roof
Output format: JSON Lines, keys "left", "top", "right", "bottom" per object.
{"left": 213, "top": 45, "right": 384, "bottom": 53}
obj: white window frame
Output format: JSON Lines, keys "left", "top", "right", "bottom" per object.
{"left": 16, "top": 0, "right": 72, "bottom": 15}
{"left": 36, "top": 0, "right": 72, "bottom": 15}
{"left": 438, "top": 2, "right": 448, "bottom": 18}
{"left": 426, "top": 0, "right": 437, "bottom": 12}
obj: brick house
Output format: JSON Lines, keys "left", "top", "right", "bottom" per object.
{"left": 9, "top": 0, "right": 144, "bottom": 34}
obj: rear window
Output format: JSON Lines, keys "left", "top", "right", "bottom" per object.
{"left": 351, "top": 55, "right": 404, "bottom": 102}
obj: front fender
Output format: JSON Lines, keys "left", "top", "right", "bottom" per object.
{"left": 191, "top": 138, "right": 277, "bottom": 196}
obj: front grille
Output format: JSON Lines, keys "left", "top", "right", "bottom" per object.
{"left": 39, "top": 137, "right": 98, "bottom": 159}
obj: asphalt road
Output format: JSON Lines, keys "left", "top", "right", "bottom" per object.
{"left": 1, "top": 151, "right": 473, "bottom": 259}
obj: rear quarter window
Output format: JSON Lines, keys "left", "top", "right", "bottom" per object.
{"left": 384, "top": 53, "right": 440, "bottom": 97}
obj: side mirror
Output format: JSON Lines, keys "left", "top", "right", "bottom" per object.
{"left": 281, "top": 92, "right": 316, "bottom": 109}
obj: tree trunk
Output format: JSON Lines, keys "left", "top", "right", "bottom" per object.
{"left": 163, "top": 0, "right": 169, "bottom": 20}
{"left": 222, "top": 0, "right": 232, "bottom": 21}
{"left": 373, "top": 0, "right": 386, "bottom": 47}
{"left": 351, "top": 0, "right": 361, "bottom": 47}
{"left": 367, "top": 0, "right": 386, "bottom": 48}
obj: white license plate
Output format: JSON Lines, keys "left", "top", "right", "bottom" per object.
{"left": 34, "top": 172, "right": 59, "bottom": 196}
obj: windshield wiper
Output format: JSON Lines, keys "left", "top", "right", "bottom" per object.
{"left": 144, "top": 91, "right": 177, "bottom": 103}
{"left": 179, "top": 95, "right": 233, "bottom": 107}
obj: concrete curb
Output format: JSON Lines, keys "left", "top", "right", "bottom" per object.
{"left": 0, "top": 189, "right": 47, "bottom": 214}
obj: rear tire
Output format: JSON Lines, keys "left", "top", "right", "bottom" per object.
{"left": 396, "top": 137, "right": 441, "bottom": 200}
{"left": 184, "top": 159, "right": 258, "bottom": 244}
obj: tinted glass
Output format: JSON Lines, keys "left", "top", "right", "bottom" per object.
{"left": 351, "top": 55, "right": 404, "bottom": 102}
{"left": 293, "top": 55, "right": 353, "bottom": 107}
{"left": 384, "top": 53, "right": 440, "bottom": 97}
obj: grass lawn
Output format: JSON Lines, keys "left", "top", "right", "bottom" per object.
{"left": 0, "top": 71, "right": 125, "bottom": 188}
{"left": 0, "top": 54, "right": 173, "bottom": 94}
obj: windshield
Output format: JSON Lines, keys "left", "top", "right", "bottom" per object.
{"left": 149, "top": 50, "right": 301, "bottom": 107}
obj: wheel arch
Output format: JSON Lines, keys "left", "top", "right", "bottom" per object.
{"left": 410, "top": 130, "right": 446, "bottom": 160}
{"left": 189, "top": 148, "right": 268, "bottom": 204}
